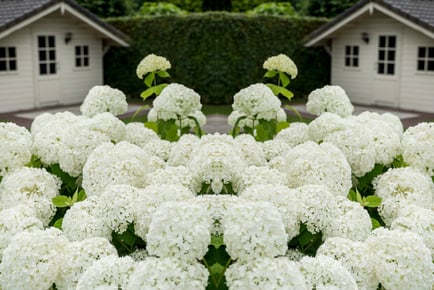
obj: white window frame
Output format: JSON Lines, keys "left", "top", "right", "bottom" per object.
{"left": 0, "top": 46, "right": 17, "bottom": 72}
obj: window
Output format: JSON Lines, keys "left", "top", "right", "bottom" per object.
{"left": 417, "top": 46, "right": 434, "bottom": 71}
{"left": 75, "top": 45, "right": 89, "bottom": 67}
{"left": 38, "top": 35, "right": 56, "bottom": 75}
{"left": 345, "top": 45, "right": 359, "bottom": 67}
{"left": 377, "top": 35, "right": 396, "bottom": 75}
{"left": 0, "top": 47, "right": 17, "bottom": 71}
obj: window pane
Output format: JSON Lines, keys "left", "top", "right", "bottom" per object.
{"left": 38, "top": 36, "right": 46, "bottom": 48}
{"left": 388, "top": 50, "right": 395, "bottom": 61}
{"left": 75, "top": 46, "right": 81, "bottom": 55}
{"left": 39, "top": 50, "right": 46, "bottom": 61}
{"left": 379, "top": 36, "right": 386, "bottom": 48}
{"left": 378, "top": 50, "right": 385, "bottom": 60}
{"left": 428, "top": 60, "right": 434, "bottom": 71}
{"left": 76, "top": 58, "right": 81, "bottom": 67}
{"left": 9, "top": 60, "right": 16, "bottom": 70}
{"left": 345, "top": 57, "right": 350, "bottom": 66}
{"left": 83, "top": 57, "right": 89, "bottom": 66}
{"left": 48, "top": 36, "right": 55, "bottom": 48}
{"left": 353, "top": 58, "right": 359, "bottom": 67}
{"left": 353, "top": 46, "right": 359, "bottom": 55}
{"left": 387, "top": 63, "right": 394, "bottom": 75}
{"left": 0, "top": 47, "right": 5, "bottom": 58}
{"left": 418, "top": 60, "right": 425, "bottom": 70}
{"left": 40, "top": 63, "right": 47, "bottom": 75}
{"left": 8, "top": 47, "right": 15, "bottom": 58}
{"left": 345, "top": 46, "right": 351, "bottom": 55}
{"left": 418, "top": 47, "right": 426, "bottom": 58}
{"left": 49, "top": 63, "right": 56, "bottom": 74}
{"left": 388, "top": 36, "right": 396, "bottom": 48}
{"left": 83, "top": 46, "right": 88, "bottom": 55}
{"left": 378, "top": 63, "right": 385, "bottom": 74}
{"left": 0, "top": 60, "right": 6, "bottom": 70}
{"left": 49, "top": 50, "right": 55, "bottom": 60}
{"left": 428, "top": 47, "right": 434, "bottom": 58}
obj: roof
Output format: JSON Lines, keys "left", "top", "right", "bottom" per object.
{"left": 305, "top": 0, "right": 434, "bottom": 47}
{"left": 0, "top": 0, "right": 129, "bottom": 46}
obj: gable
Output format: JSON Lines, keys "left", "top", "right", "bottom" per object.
{"left": 305, "top": 0, "right": 434, "bottom": 47}
{"left": 0, "top": 0, "right": 128, "bottom": 47}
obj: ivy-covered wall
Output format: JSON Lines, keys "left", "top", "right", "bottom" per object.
{"left": 105, "top": 13, "right": 329, "bottom": 104}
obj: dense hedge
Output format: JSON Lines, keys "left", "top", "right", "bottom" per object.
{"left": 104, "top": 13, "right": 329, "bottom": 104}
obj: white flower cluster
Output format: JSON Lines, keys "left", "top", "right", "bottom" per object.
{"left": 229, "top": 83, "right": 284, "bottom": 128}
{"left": 306, "top": 85, "right": 354, "bottom": 117}
{"left": 0, "top": 122, "right": 32, "bottom": 176}
{"left": 263, "top": 54, "right": 298, "bottom": 79}
{"left": 80, "top": 85, "right": 128, "bottom": 117}
{"left": 148, "top": 83, "right": 205, "bottom": 128}
{"left": 136, "top": 53, "right": 171, "bottom": 79}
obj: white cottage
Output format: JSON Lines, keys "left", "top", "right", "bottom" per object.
{"left": 305, "top": 0, "right": 434, "bottom": 113}
{"left": 0, "top": 0, "right": 129, "bottom": 113}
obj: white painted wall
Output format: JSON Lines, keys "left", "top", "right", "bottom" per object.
{"left": 0, "top": 10, "right": 103, "bottom": 113}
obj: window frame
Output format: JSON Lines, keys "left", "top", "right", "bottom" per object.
{"left": 344, "top": 45, "right": 359, "bottom": 69}
{"left": 0, "top": 46, "right": 18, "bottom": 73}
{"left": 416, "top": 46, "right": 434, "bottom": 72}
{"left": 74, "top": 45, "right": 90, "bottom": 69}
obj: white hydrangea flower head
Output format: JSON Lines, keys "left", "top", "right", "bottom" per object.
{"left": 0, "top": 167, "right": 61, "bottom": 226}
{"left": 323, "top": 196, "right": 371, "bottom": 241}
{"left": 306, "top": 85, "right": 354, "bottom": 117}
{"left": 285, "top": 249, "right": 305, "bottom": 261}
{"left": 366, "top": 228, "right": 433, "bottom": 290}
{"left": 223, "top": 201, "right": 287, "bottom": 261}
{"left": 279, "top": 141, "right": 352, "bottom": 197}
{"left": 274, "top": 122, "right": 309, "bottom": 148}
{"left": 262, "top": 139, "right": 292, "bottom": 161}
{"left": 167, "top": 134, "right": 200, "bottom": 166}
{"left": 373, "top": 167, "right": 433, "bottom": 224}
{"left": 234, "top": 134, "right": 267, "bottom": 166}
{"left": 142, "top": 139, "right": 172, "bottom": 161}
{"left": 30, "top": 111, "right": 56, "bottom": 135}
{"left": 134, "top": 185, "right": 195, "bottom": 240}
{"left": 300, "top": 255, "right": 358, "bottom": 290}
{"left": 129, "top": 249, "right": 149, "bottom": 262}
{"left": 307, "top": 111, "right": 347, "bottom": 142}
{"left": 0, "top": 205, "right": 43, "bottom": 257}
{"left": 0, "top": 228, "right": 67, "bottom": 290}
{"left": 240, "top": 184, "right": 300, "bottom": 240}
{"left": 188, "top": 135, "right": 247, "bottom": 193}
{"left": 401, "top": 122, "right": 434, "bottom": 175}
{"left": 194, "top": 194, "right": 240, "bottom": 236}
{"left": 0, "top": 122, "right": 32, "bottom": 176}
{"left": 82, "top": 141, "right": 153, "bottom": 196}
{"left": 322, "top": 120, "right": 376, "bottom": 177}
{"left": 80, "top": 85, "right": 128, "bottom": 117}
{"left": 146, "top": 107, "right": 157, "bottom": 122}
{"left": 147, "top": 166, "right": 196, "bottom": 192}
{"left": 56, "top": 237, "right": 117, "bottom": 290}
{"left": 62, "top": 196, "right": 111, "bottom": 241}
{"left": 378, "top": 112, "right": 404, "bottom": 134}
{"left": 353, "top": 112, "right": 402, "bottom": 166}
{"left": 391, "top": 204, "right": 434, "bottom": 259}
{"left": 76, "top": 255, "right": 135, "bottom": 290}
{"left": 317, "top": 237, "right": 378, "bottom": 290}
{"left": 263, "top": 53, "right": 298, "bottom": 79}
{"left": 238, "top": 166, "right": 286, "bottom": 192}
{"left": 87, "top": 112, "right": 126, "bottom": 142}
{"left": 124, "top": 122, "right": 160, "bottom": 148}
{"left": 232, "top": 83, "right": 281, "bottom": 120}
{"left": 226, "top": 257, "right": 308, "bottom": 290}
{"left": 146, "top": 201, "right": 211, "bottom": 261}
{"left": 96, "top": 184, "right": 140, "bottom": 234}
{"left": 151, "top": 83, "right": 202, "bottom": 121}
{"left": 126, "top": 257, "right": 208, "bottom": 290}
{"left": 136, "top": 53, "right": 171, "bottom": 79}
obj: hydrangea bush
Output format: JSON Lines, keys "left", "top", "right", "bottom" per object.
{"left": 0, "top": 54, "right": 433, "bottom": 289}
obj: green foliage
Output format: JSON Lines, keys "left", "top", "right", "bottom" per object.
{"left": 111, "top": 223, "right": 146, "bottom": 256}
{"left": 203, "top": 244, "right": 232, "bottom": 289}
{"left": 248, "top": 2, "right": 297, "bottom": 16}
{"left": 105, "top": 13, "right": 329, "bottom": 104}
{"left": 75, "top": 0, "right": 136, "bottom": 17}
{"left": 143, "top": 0, "right": 202, "bottom": 12}
{"left": 137, "top": 2, "right": 186, "bottom": 15}
{"left": 298, "top": 0, "right": 358, "bottom": 17}
{"left": 288, "top": 223, "right": 322, "bottom": 256}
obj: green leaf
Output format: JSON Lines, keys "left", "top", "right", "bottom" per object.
{"left": 362, "top": 196, "right": 382, "bottom": 208}
{"left": 187, "top": 115, "right": 202, "bottom": 137}
{"left": 211, "top": 235, "right": 224, "bottom": 249}
{"left": 158, "top": 119, "right": 179, "bottom": 141}
{"left": 347, "top": 189, "right": 357, "bottom": 202}
{"left": 157, "top": 70, "right": 170, "bottom": 78}
{"left": 276, "top": 121, "right": 289, "bottom": 133}
{"left": 153, "top": 83, "right": 168, "bottom": 96}
{"left": 284, "top": 105, "right": 303, "bottom": 121}
{"left": 255, "top": 119, "right": 277, "bottom": 141}
{"left": 53, "top": 218, "right": 63, "bottom": 230}
{"left": 264, "top": 70, "right": 278, "bottom": 78}
{"left": 77, "top": 189, "right": 87, "bottom": 202}
{"left": 144, "top": 121, "right": 158, "bottom": 133}
{"left": 144, "top": 72, "right": 155, "bottom": 87}
{"left": 52, "top": 196, "right": 72, "bottom": 208}
{"left": 209, "top": 263, "right": 225, "bottom": 276}
{"left": 279, "top": 71, "right": 290, "bottom": 87}
{"left": 131, "top": 105, "right": 149, "bottom": 121}
{"left": 26, "top": 155, "right": 42, "bottom": 168}
{"left": 371, "top": 218, "right": 381, "bottom": 229}
{"left": 231, "top": 115, "right": 247, "bottom": 138}
{"left": 266, "top": 83, "right": 294, "bottom": 100}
